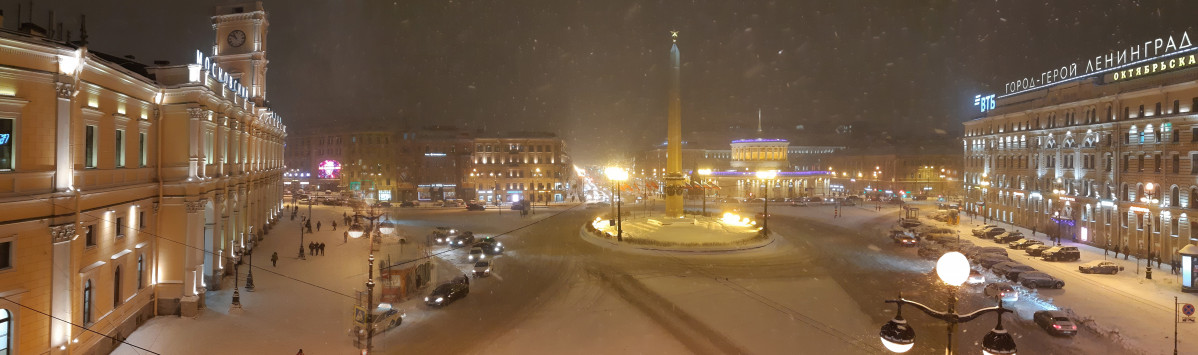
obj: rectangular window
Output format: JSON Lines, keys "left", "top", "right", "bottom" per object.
{"left": 1175, "top": 155, "right": 1181, "bottom": 174}
{"left": 85, "top": 125, "right": 97, "bottom": 168}
{"left": 0, "top": 240, "right": 11, "bottom": 270}
{"left": 115, "top": 129, "right": 125, "bottom": 167}
{"left": 0, "top": 118, "right": 12, "bottom": 170}
{"left": 1156, "top": 154, "right": 1162, "bottom": 173}
{"left": 139, "top": 211, "right": 145, "bottom": 229}
{"left": 140, "top": 132, "right": 147, "bottom": 167}
{"left": 116, "top": 217, "right": 124, "bottom": 238}
{"left": 1192, "top": 153, "right": 1198, "bottom": 174}
{"left": 85, "top": 225, "right": 95, "bottom": 247}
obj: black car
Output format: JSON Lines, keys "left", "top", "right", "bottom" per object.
{"left": 425, "top": 282, "right": 469, "bottom": 307}
{"left": 373, "top": 201, "right": 392, "bottom": 208}
{"left": 1034, "top": 310, "right": 1078, "bottom": 336}
{"left": 1008, "top": 239, "right": 1043, "bottom": 250}
{"left": 400, "top": 201, "right": 416, "bottom": 208}
{"left": 465, "top": 203, "right": 486, "bottom": 211}
{"left": 451, "top": 231, "right": 476, "bottom": 247}
{"left": 992, "top": 232, "right": 1024, "bottom": 244}
{"left": 475, "top": 238, "right": 504, "bottom": 254}
{"left": 1040, "top": 246, "right": 1082, "bottom": 262}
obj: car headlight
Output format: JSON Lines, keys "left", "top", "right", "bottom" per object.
{"left": 424, "top": 297, "right": 429, "bottom": 302}
{"left": 494, "top": 247, "right": 500, "bottom": 252}
{"left": 486, "top": 268, "right": 491, "bottom": 272}
{"left": 480, "top": 254, "right": 485, "bottom": 259}
{"left": 436, "top": 297, "right": 444, "bottom": 303}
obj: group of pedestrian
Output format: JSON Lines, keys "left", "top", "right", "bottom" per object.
{"left": 308, "top": 242, "right": 326, "bottom": 256}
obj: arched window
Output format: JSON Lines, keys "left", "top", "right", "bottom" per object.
{"left": 82, "top": 279, "right": 93, "bottom": 324}
{"left": 0, "top": 308, "right": 10, "bottom": 354}
{"left": 1174, "top": 186, "right": 1181, "bottom": 207}
{"left": 138, "top": 254, "right": 145, "bottom": 290}
{"left": 114, "top": 266, "right": 122, "bottom": 308}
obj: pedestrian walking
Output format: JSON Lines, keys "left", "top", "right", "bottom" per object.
{"left": 344, "top": 231, "right": 349, "bottom": 243}
{"left": 271, "top": 252, "right": 278, "bottom": 267}
{"left": 317, "top": 221, "right": 322, "bottom": 232}
{"left": 319, "top": 242, "right": 326, "bottom": 256}
{"left": 332, "top": 221, "right": 337, "bottom": 230}
{"left": 297, "top": 349, "right": 304, "bottom": 355}
{"left": 1031, "top": 226, "right": 1037, "bottom": 237}
{"left": 1123, "top": 245, "right": 1130, "bottom": 260}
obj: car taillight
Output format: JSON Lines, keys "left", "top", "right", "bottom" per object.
{"left": 1053, "top": 324, "right": 1061, "bottom": 329}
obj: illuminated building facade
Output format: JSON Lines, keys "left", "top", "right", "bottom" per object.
{"left": 469, "top": 132, "right": 575, "bottom": 204}
{"left": 964, "top": 31, "right": 1198, "bottom": 265}
{"left": 0, "top": 3, "right": 286, "bottom": 353}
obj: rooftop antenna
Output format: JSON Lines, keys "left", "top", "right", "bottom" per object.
{"left": 78, "top": 14, "right": 88, "bottom": 45}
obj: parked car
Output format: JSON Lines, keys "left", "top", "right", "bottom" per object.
{"left": 972, "top": 225, "right": 998, "bottom": 236}
{"left": 1024, "top": 244, "right": 1051, "bottom": 256}
{"left": 981, "top": 228, "right": 1008, "bottom": 238}
{"left": 976, "top": 254, "right": 1012, "bottom": 268}
{"left": 983, "top": 282, "right": 1019, "bottom": 303}
{"left": 967, "top": 247, "right": 1009, "bottom": 261}
{"left": 424, "top": 282, "right": 469, "bottom": 307}
{"left": 465, "top": 203, "right": 486, "bottom": 211}
{"left": 1034, "top": 310, "right": 1078, "bottom": 336}
{"left": 1040, "top": 246, "right": 1082, "bottom": 262}
{"left": 990, "top": 262, "right": 1024, "bottom": 277}
{"left": 473, "top": 260, "right": 493, "bottom": 277}
{"left": 1019, "top": 271, "right": 1065, "bottom": 289}
{"left": 370, "top": 306, "right": 405, "bottom": 333}
{"left": 1008, "top": 239, "right": 1043, "bottom": 250}
{"left": 992, "top": 232, "right": 1024, "bottom": 244}
{"left": 921, "top": 228, "right": 956, "bottom": 242}
{"left": 373, "top": 201, "right": 393, "bottom": 208}
{"left": 998, "top": 264, "right": 1038, "bottom": 281}
{"left": 967, "top": 269, "right": 986, "bottom": 285}
{"left": 400, "top": 201, "right": 416, "bottom": 207}
{"left": 1078, "top": 260, "right": 1124, "bottom": 274}
{"left": 917, "top": 244, "right": 946, "bottom": 260}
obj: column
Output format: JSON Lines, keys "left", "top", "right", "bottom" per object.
{"left": 54, "top": 82, "right": 75, "bottom": 191}
{"left": 49, "top": 223, "right": 75, "bottom": 352}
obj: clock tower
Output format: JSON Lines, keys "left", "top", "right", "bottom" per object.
{"left": 211, "top": 2, "right": 269, "bottom": 106}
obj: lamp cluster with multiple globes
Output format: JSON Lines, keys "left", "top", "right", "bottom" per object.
{"left": 878, "top": 252, "right": 1018, "bottom": 354}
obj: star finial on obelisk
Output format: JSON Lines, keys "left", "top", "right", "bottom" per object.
{"left": 671, "top": 30, "right": 679, "bottom": 43}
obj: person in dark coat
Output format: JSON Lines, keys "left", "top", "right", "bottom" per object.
{"left": 332, "top": 221, "right": 337, "bottom": 230}
{"left": 319, "top": 242, "right": 326, "bottom": 255}
{"left": 317, "top": 221, "right": 322, "bottom": 232}
{"left": 271, "top": 252, "right": 279, "bottom": 267}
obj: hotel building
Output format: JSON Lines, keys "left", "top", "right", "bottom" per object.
{"left": 964, "top": 35, "right": 1198, "bottom": 266}
{"left": 0, "top": 2, "right": 285, "bottom": 353}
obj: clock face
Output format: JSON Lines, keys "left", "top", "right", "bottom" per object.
{"left": 227, "top": 30, "right": 247, "bottom": 48}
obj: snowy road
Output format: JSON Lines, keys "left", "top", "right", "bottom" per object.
{"left": 116, "top": 200, "right": 1149, "bottom": 354}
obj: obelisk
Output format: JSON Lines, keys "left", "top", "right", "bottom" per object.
{"left": 665, "top": 31, "right": 684, "bottom": 218}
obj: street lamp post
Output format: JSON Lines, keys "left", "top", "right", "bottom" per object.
{"left": 244, "top": 249, "right": 255, "bottom": 292}
{"left": 879, "top": 252, "right": 1017, "bottom": 355}
{"left": 1140, "top": 182, "right": 1159, "bottom": 280}
{"left": 348, "top": 205, "right": 394, "bottom": 355}
{"left": 757, "top": 171, "right": 777, "bottom": 234}
{"left": 698, "top": 169, "right": 712, "bottom": 216}
{"left": 606, "top": 167, "right": 629, "bottom": 241}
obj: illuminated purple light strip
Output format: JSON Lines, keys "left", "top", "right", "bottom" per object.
{"left": 731, "top": 138, "right": 789, "bottom": 143}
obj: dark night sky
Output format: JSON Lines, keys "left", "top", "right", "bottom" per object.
{"left": 8, "top": 1, "right": 1198, "bottom": 163}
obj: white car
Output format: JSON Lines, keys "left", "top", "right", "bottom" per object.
{"left": 473, "top": 260, "right": 492, "bottom": 277}
{"left": 467, "top": 247, "right": 485, "bottom": 262}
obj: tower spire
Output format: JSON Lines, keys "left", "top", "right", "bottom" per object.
{"left": 757, "top": 108, "right": 762, "bottom": 134}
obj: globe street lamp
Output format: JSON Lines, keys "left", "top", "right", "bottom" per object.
{"left": 348, "top": 204, "right": 392, "bottom": 354}
{"left": 756, "top": 170, "right": 777, "bottom": 234}
{"left": 605, "top": 167, "right": 629, "bottom": 241}
{"left": 879, "top": 252, "right": 1017, "bottom": 355}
